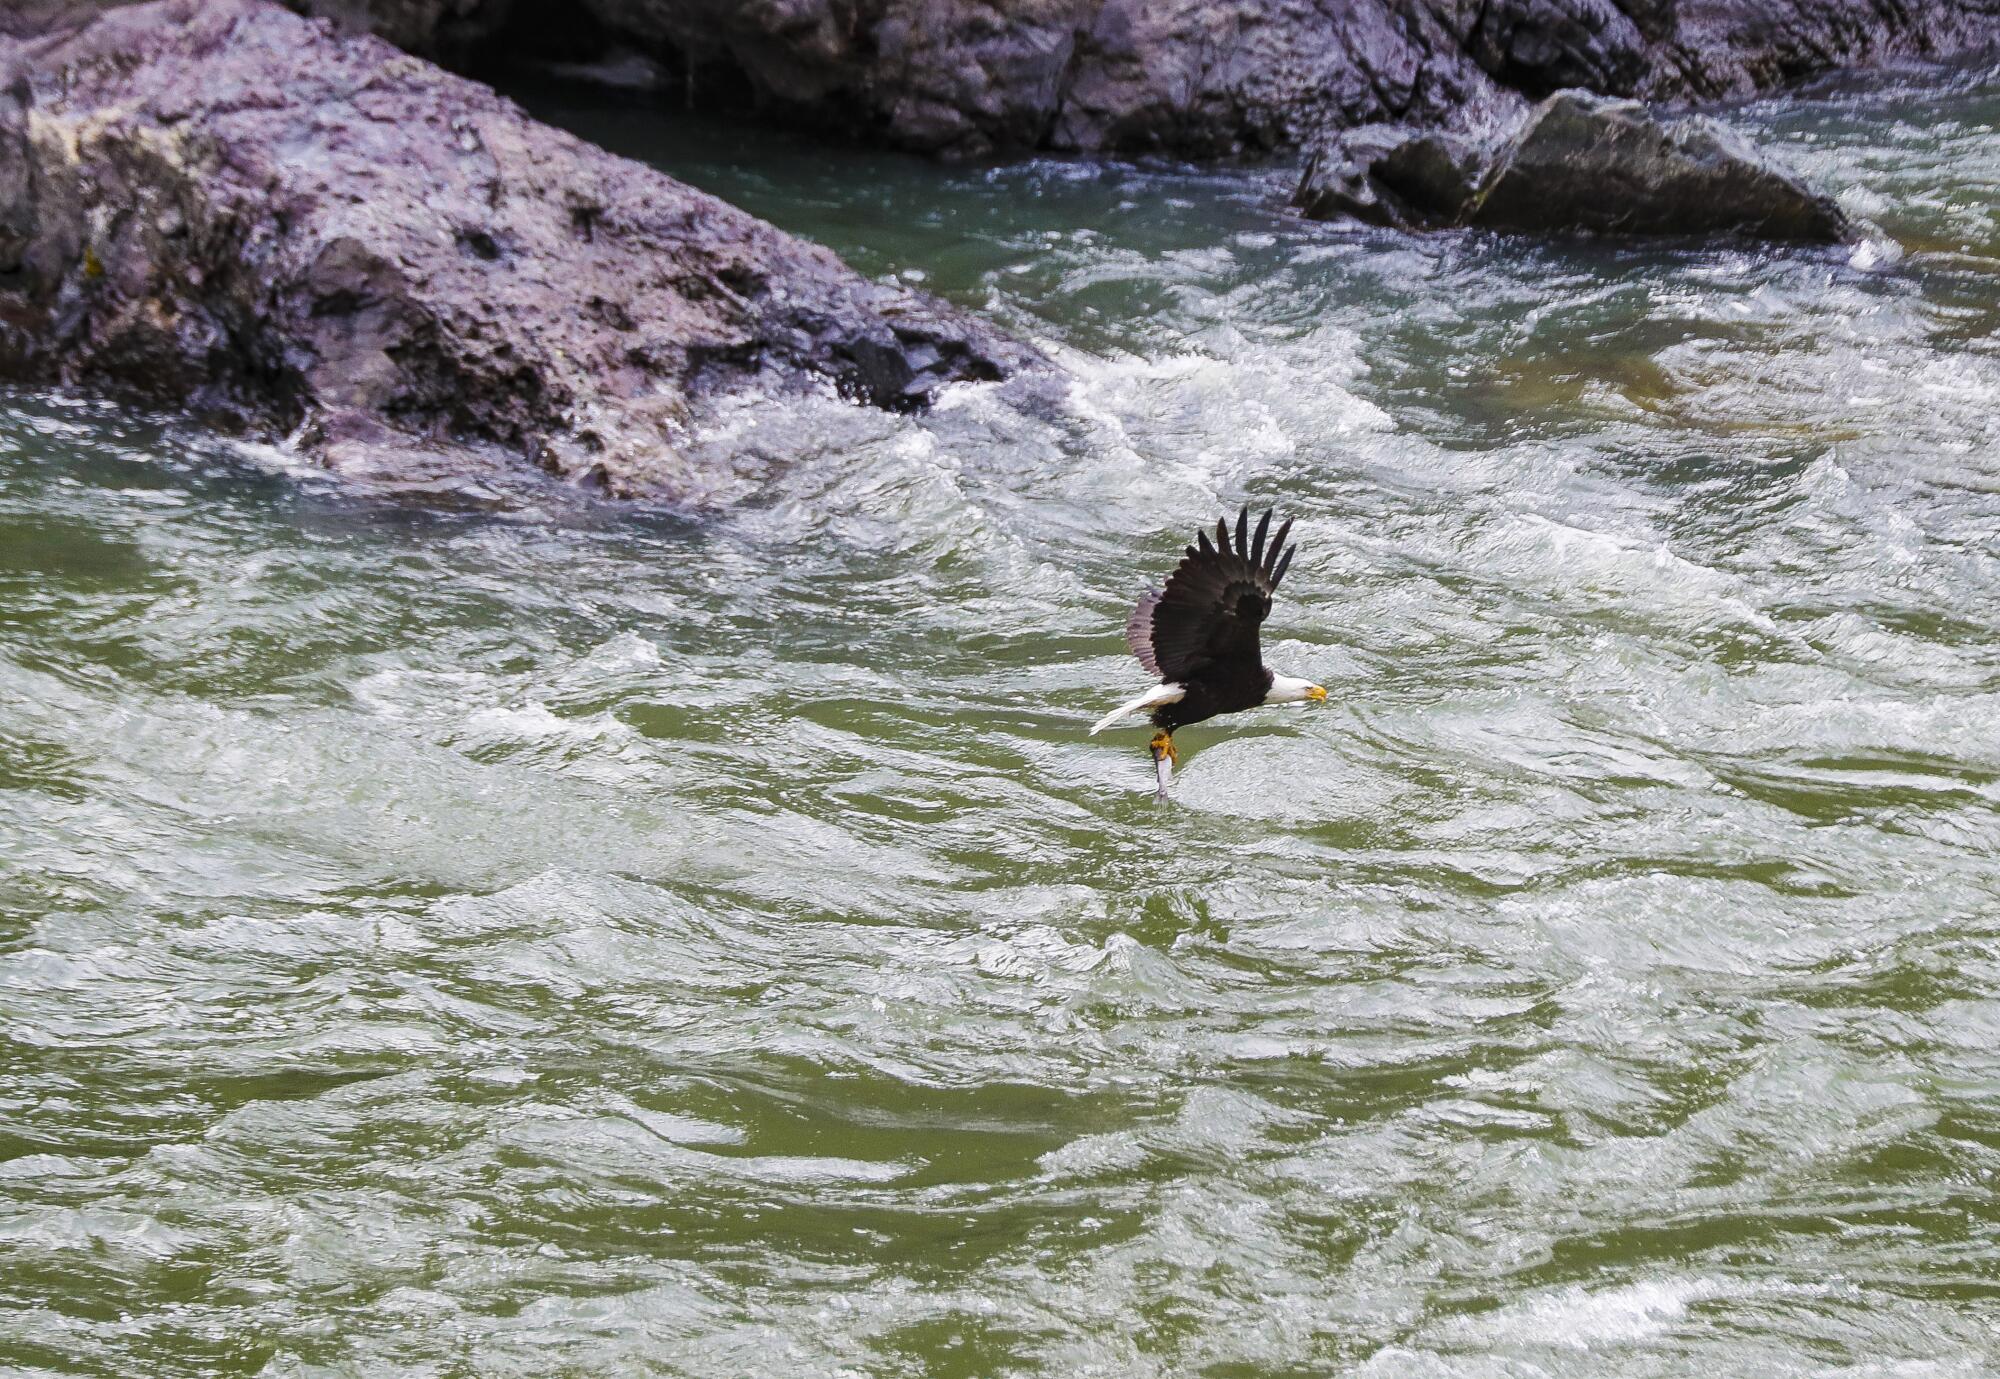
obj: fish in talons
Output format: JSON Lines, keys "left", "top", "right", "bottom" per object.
{"left": 1091, "top": 506, "right": 1326, "bottom": 798}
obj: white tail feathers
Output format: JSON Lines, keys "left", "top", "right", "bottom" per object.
{"left": 1089, "top": 683, "right": 1185, "bottom": 735}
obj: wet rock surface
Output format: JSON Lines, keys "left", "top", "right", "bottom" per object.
{"left": 0, "top": 0, "right": 1040, "bottom": 498}
{"left": 1295, "top": 89, "right": 1854, "bottom": 241}
{"left": 1293, "top": 126, "right": 1487, "bottom": 229}
{"left": 1469, "top": 90, "right": 1853, "bottom": 239}
{"left": 296, "top": 0, "right": 2000, "bottom": 159}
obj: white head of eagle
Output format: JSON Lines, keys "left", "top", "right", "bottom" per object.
{"left": 1090, "top": 506, "right": 1324, "bottom": 794}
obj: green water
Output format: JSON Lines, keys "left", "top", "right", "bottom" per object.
{"left": 4, "top": 66, "right": 2000, "bottom": 1377}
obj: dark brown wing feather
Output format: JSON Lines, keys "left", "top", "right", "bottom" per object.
{"left": 1122, "top": 506, "right": 1298, "bottom": 683}
{"left": 1124, "top": 588, "right": 1163, "bottom": 676}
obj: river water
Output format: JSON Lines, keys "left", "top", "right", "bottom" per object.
{"left": 3, "top": 64, "right": 1998, "bottom": 1377}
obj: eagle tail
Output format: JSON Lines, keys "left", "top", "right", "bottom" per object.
{"left": 1090, "top": 683, "right": 1185, "bottom": 735}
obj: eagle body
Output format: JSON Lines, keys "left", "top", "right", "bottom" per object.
{"left": 1092, "top": 507, "right": 1324, "bottom": 795}
{"left": 1148, "top": 662, "right": 1274, "bottom": 733}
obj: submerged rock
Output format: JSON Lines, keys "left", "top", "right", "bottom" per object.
{"left": 1295, "top": 90, "right": 1853, "bottom": 242}
{"left": 0, "top": 0, "right": 1040, "bottom": 498}
{"left": 290, "top": 0, "right": 2000, "bottom": 160}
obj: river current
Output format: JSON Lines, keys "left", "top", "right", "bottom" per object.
{"left": 3, "top": 64, "right": 1998, "bottom": 1377}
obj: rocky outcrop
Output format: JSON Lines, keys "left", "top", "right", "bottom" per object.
{"left": 1295, "top": 90, "right": 1854, "bottom": 241}
{"left": 291, "top": 0, "right": 2000, "bottom": 159}
{"left": 0, "top": 0, "right": 1039, "bottom": 498}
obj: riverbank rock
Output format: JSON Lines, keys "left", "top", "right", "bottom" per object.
{"left": 1295, "top": 90, "right": 1853, "bottom": 241}
{"left": 289, "top": 0, "right": 2000, "bottom": 159}
{"left": 0, "top": 0, "right": 1040, "bottom": 498}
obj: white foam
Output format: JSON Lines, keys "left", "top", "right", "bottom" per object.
{"left": 1443, "top": 1276, "right": 1727, "bottom": 1350}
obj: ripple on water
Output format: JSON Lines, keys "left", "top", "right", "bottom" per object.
{"left": 4, "top": 69, "right": 2000, "bottom": 1379}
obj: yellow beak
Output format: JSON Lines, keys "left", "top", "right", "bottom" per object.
{"left": 1307, "top": 685, "right": 1327, "bottom": 702}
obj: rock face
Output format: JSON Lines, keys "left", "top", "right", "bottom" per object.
{"left": 293, "top": 0, "right": 2000, "bottom": 159}
{"left": 1296, "top": 91, "right": 1853, "bottom": 240}
{"left": 0, "top": 0, "right": 1039, "bottom": 497}
{"left": 1661, "top": 0, "right": 2000, "bottom": 97}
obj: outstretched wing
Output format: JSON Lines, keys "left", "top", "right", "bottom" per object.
{"left": 1124, "top": 506, "right": 1297, "bottom": 683}
{"left": 1124, "top": 588, "right": 1164, "bottom": 676}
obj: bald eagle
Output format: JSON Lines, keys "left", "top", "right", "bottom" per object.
{"left": 1091, "top": 507, "right": 1325, "bottom": 795}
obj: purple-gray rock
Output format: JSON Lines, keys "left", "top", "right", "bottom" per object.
{"left": 1294, "top": 89, "right": 1853, "bottom": 242}
{"left": 290, "top": 0, "right": 2000, "bottom": 159}
{"left": 1659, "top": 0, "right": 2000, "bottom": 98}
{"left": 0, "top": 0, "right": 1040, "bottom": 498}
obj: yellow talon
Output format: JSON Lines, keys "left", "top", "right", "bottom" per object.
{"left": 1149, "top": 731, "right": 1178, "bottom": 765}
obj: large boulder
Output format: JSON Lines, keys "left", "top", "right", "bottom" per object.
{"left": 287, "top": 0, "right": 2000, "bottom": 159}
{"left": 1294, "top": 90, "right": 1853, "bottom": 242}
{"left": 0, "top": 0, "right": 1040, "bottom": 498}
{"left": 1467, "top": 89, "right": 1853, "bottom": 238}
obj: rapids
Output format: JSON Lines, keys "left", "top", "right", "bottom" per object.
{"left": 3, "top": 64, "right": 1997, "bottom": 1377}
